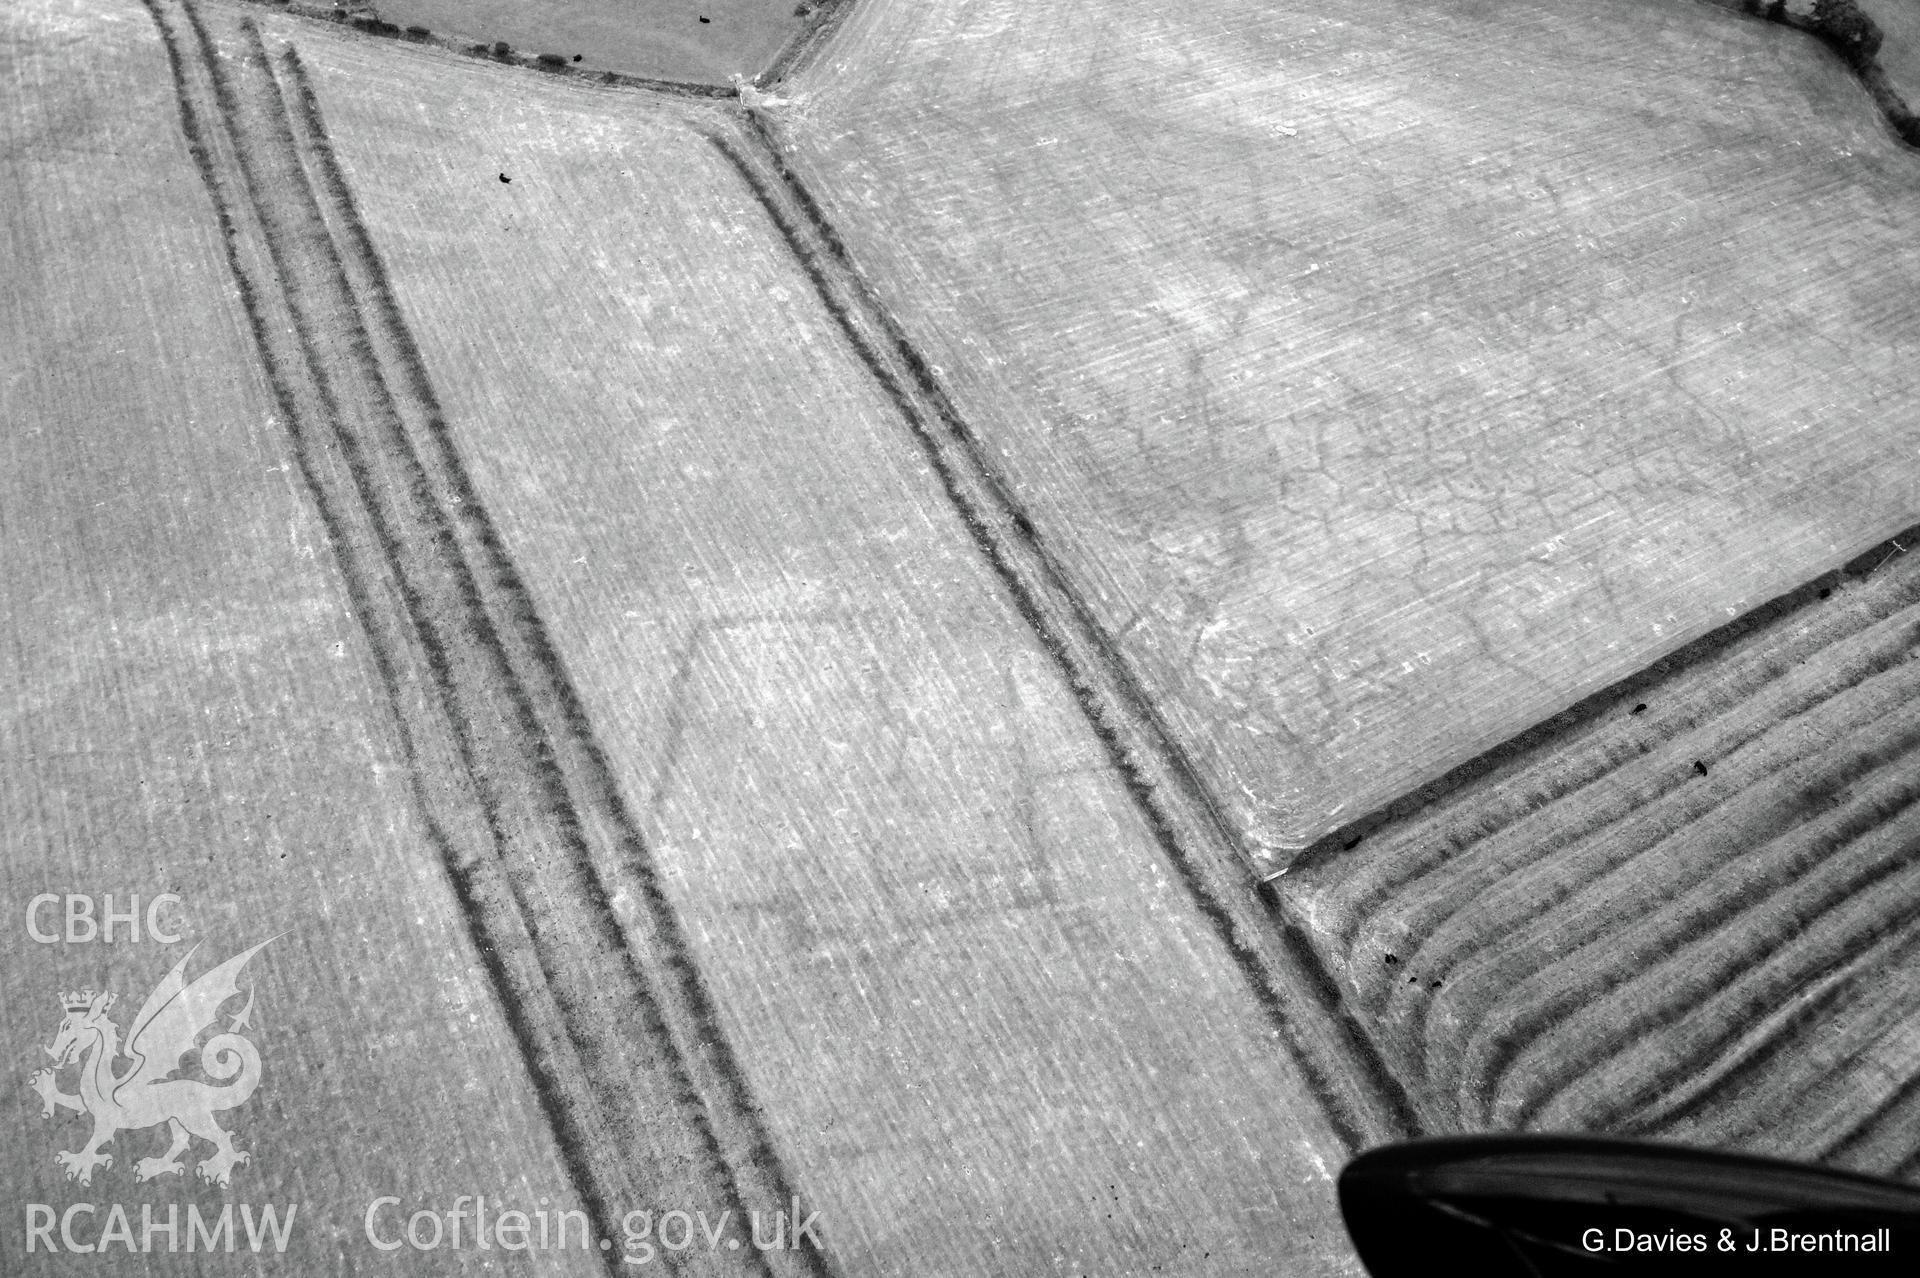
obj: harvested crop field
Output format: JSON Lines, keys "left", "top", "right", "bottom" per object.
{"left": 6, "top": 0, "right": 1920, "bottom": 1272}
{"left": 282, "top": 28, "right": 1365, "bottom": 1273}
{"left": 774, "top": 0, "right": 1920, "bottom": 862}
{"left": 1, "top": 2, "right": 600, "bottom": 1272}
{"left": 1280, "top": 542, "right": 1920, "bottom": 1179}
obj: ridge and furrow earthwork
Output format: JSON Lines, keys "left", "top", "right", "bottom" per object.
{"left": 9, "top": 0, "right": 1920, "bottom": 1272}
{"left": 1281, "top": 541, "right": 1920, "bottom": 1179}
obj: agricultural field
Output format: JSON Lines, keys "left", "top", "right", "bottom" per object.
{"left": 775, "top": 0, "right": 1920, "bottom": 862}
{"left": 351, "top": 0, "right": 813, "bottom": 84}
{"left": 286, "top": 28, "right": 1363, "bottom": 1274}
{"left": 1860, "top": 0, "right": 1920, "bottom": 106}
{"left": 6, "top": 0, "right": 1920, "bottom": 1272}
{"left": 1, "top": 1, "right": 600, "bottom": 1272}
{"left": 1283, "top": 541, "right": 1920, "bottom": 1179}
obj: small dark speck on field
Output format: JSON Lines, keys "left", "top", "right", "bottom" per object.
{"left": 573, "top": 53, "right": 582, "bottom": 61}
{"left": 1342, "top": 833, "right": 1363, "bottom": 850}
{"left": 1429, "top": 979, "right": 1442, "bottom": 989}
{"left": 499, "top": 173, "right": 511, "bottom": 183}
{"left": 699, "top": 14, "right": 710, "bottom": 22}
{"left": 1820, "top": 587, "right": 1832, "bottom": 599}
{"left": 1630, "top": 702, "right": 1647, "bottom": 715}
{"left": 1693, "top": 760, "right": 1709, "bottom": 776}
{"left": 1384, "top": 953, "right": 1398, "bottom": 965}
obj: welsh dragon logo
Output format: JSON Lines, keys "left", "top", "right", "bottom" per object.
{"left": 30, "top": 939, "right": 273, "bottom": 1187}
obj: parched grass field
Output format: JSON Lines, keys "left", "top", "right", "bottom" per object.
{"left": 775, "top": 0, "right": 1920, "bottom": 861}
{"left": 0, "top": 1, "right": 601, "bottom": 1271}
{"left": 14, "top": 0, "right": 1920, "bottom": 1270}
{"left": 286, "top": 27, "right": 1366, "bottom": 1274}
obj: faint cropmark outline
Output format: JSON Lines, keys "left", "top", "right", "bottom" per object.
{"left": 29, "top": 939, "right": 278, "bottom": 1187}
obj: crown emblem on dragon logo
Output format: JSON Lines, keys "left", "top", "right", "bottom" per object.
{"left": 30, "top": 939, "right": 275, "bottom": 1188}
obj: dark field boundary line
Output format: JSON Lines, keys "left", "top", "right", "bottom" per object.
{"left": 1280, "top": 0, "right": 1920, "bottom": 876}
{"left": 166, "top": 12, "right": 670, "bottom": 1267}
{"left": 1277, "top": 544, "right": 1920, "bottom": 1166}
{"left": 1704, "top": 0, "right": 1920, "bottom": 148}
{"left": 150, "top": 3, "right": 683, "bottom": 1271}
{"left": 760, "top": 0, "right": 856, "bottom": 88}
{"left": 208, "top": 0, "right": 735, "bottom": 98}
{"left": 133, "top": 2, "right": 629, "bottom": 1254}
{"left": 274, "top": 44, "right": 831, "bottom": 1278}
{"left": 144, "top": 4, "right": 829, "bottom": 1274}
{"left": 205, "top": 0, "right": 1920, "bottom": 149}
{"left": 1286, "top": 525, "right": 1920, "bottom": 880}
{"left": 722, "top": 0, "right": 1920, "bottom": 1163}
{"left": 212, "top": 0, "right": 850, "bottom": 95}
{"left": 133, "top": 10, "right": 637, "bottom": 1250}
{"left": 711, "top": 114, "right": 1421, "bottom": 1154}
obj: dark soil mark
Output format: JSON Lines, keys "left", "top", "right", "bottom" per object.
{"left": 140, "top": 1, "right": 831, "bottom": 1272}
{"left": 278, "top": 43, "right": 835, "bottom": 1274}
{"left": 710, "top": 116, "right": 1420, "bottom": 1153}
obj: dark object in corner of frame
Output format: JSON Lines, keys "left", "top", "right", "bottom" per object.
{"left": 1338, "top": 1134, "right": 1920, "bottom": 1276}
